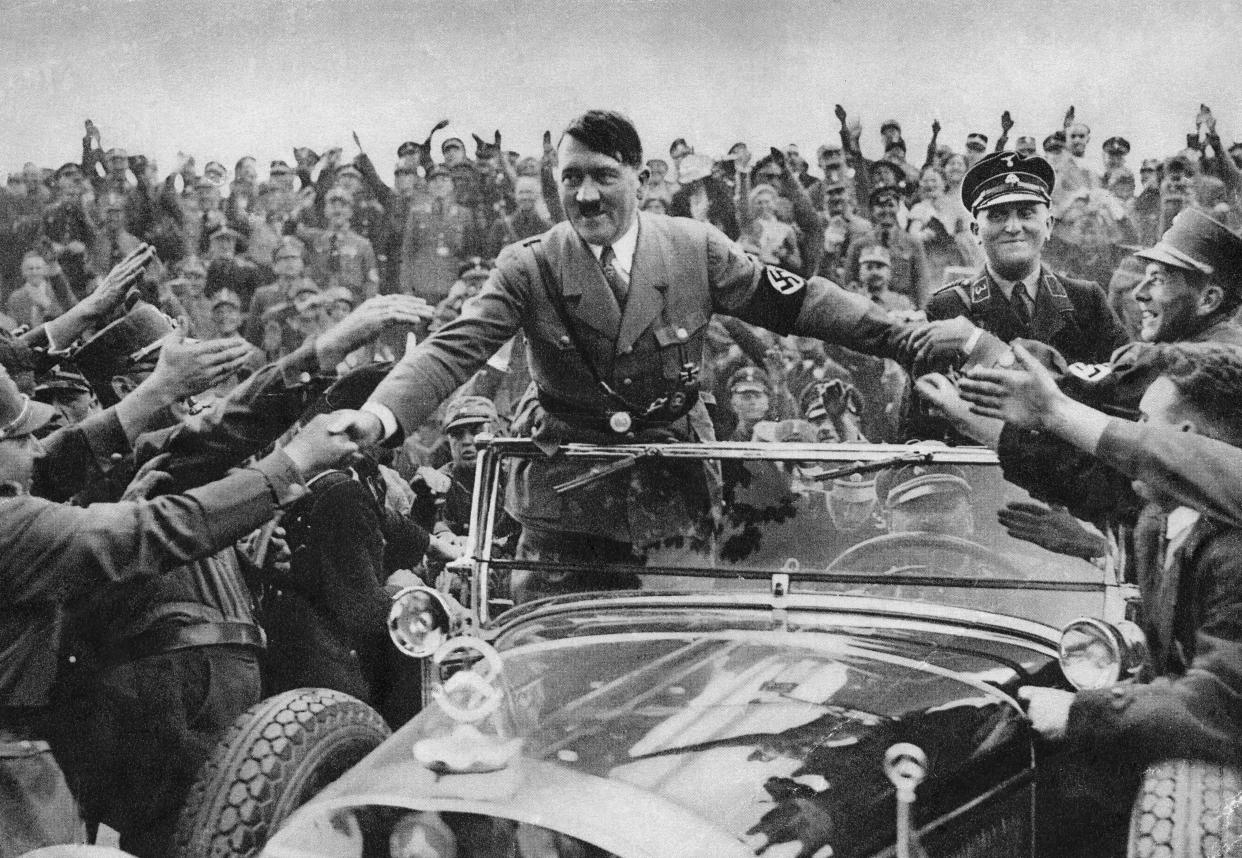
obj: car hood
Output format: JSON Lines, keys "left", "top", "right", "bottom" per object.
{"left": 267, "top": 623, "right": 1035, "bottom": 858}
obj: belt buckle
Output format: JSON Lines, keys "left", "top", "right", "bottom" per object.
{"left": 608, "top": 411, "right": 633, "bottom": 433}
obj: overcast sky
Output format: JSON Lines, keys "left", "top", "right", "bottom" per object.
{"left": 3, "top": 0, "right": 1240, "bottom": 178}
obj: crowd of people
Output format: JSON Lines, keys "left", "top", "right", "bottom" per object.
{"left": 3, "top": 101, "right": 1242, "bottom": 858}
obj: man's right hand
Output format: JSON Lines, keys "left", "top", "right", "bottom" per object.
{"left": 315, "top": 294, "right": 434, "bottom": 371}
{"left": 326, "top": 408, "right": 385, "bottom": 445}
{"left": 148, "top": 325, "right": 256, "bottom": 400}
{"left": 909, "top": 317, "right": 979, "bottom": 365}
{"left": 81, "top": 244, "right": 156, "bottom": 319}
{"left": 282, "top": 413, "right": 360, "bottom": 478}
{"left": 834, "top": 104, "right": 848, "bottom": 126}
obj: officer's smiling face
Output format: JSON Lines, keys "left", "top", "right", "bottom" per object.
{"left": 558, "top": 135, "right": 641, "bottom": 247}
{"left": 972, "top": 200, "right": 1052, "bottom": 280}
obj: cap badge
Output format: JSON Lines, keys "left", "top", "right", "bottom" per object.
{"left": 1005, "top": 174, "right": 1020, "bottom": 185}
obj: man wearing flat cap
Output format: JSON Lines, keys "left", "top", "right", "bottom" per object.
{"left": 1101, "top": 136, "right": 1131, "bottom": 184}
{"left": 927, "top": 151, "right": 1128, "bottom": 366}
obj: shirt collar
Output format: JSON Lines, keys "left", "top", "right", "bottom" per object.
{"left": 986, "top": 264, "right": 1040, "bottom": 303}
{"left": 587, "top": 215, "right": 640, "bottom": 276}
{"left": 1166, "top": 506, "right": 1201, "bottom": 542}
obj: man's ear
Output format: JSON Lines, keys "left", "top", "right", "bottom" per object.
{"left": 638, "top": 168, "right": 651, "bottom": 185}
{"left": 969, "top": 220, "right": 980, "bottom": 238}
{"left": 1197, "top": 282, "right": 1225, "bottom": 317}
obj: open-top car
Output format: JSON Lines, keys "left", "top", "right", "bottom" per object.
{"left": 173, "top": 439, "right": 1240, "bottom": 858}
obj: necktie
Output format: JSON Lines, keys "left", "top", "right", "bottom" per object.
{"left": 1010, "top": 283, "right": 1032, "bottom": 327}
{"left": 600, "top": 245, "right": 629, "bottom": 306}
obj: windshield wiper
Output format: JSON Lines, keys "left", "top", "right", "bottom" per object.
{"left": 806, "top": 450, "right": 935, "bottom": 483}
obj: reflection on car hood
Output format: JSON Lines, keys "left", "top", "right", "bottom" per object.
{"left": 281, "top": 627, "right": 1034, "bottom": 858}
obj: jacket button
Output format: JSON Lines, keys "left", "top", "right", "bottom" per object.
{"left": 559, "top": 335, "right": 571, "bottom": 347}
{"left": 349, "top": 649, "right": 358, "bottom": 659}
{"left": 622, "top": 378, "right": 633, "bottom": 386}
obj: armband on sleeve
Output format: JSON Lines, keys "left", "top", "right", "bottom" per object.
{"left": 736, "top": 265, "right": 810, "bottom": 335}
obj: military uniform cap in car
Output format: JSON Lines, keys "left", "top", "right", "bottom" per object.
{"left": 960, "top": 151, "right": 1055, "bottom": 213}
{"left": 443, "top": 395, "right": 498, "bottom": 431}
{"left": 728, "top": 366, "right": 770, "bottom": 394}
{"left": 877, "top": 463, "right": 971, "bottom": 509}
{"left": 1135, "top": 208, "right": 1242, "bottom": 279}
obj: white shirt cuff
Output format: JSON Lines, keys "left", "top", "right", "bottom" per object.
{"left": 962, "top": 327, "right": 983, "bottom": 356}
{"left": 361, "top": 401, "right": 399, "bottom": 440}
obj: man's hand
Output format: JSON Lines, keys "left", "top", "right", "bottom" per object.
{"left": 542, "top": 130, "right": 557, "bottom": 169}
{"left": 734, "top": 145, "right": 752, "bottom": 171}
{"left": 314, "top": 294, "right": 434, "bottom": 371}
{"left": 958, "top": 342, "right": 1070, "bottom": 431}
{"left": 121, "top": 452, "right": 172, "bottom": 502}
{"left": 414, "top": 464, "right": 452, "bottom": 495}
{"left": 1001, "top": 110, "right": 1014, "bottom": 134}
{"left": 914, "top": 373, "right": 971, "bottom": 422}
{"left": 326, "top": 408, "right": 385, "bottom": 445}
{"left": 282, "top": 413, "right": 360, "bottom": 478}
{"left": 1063, "top": 105, "right": 1076, "bottom": 129}
{"left": 998, "top": 501, "right": 1109, "bottom": 559}
{"left": 80, "top": 244, "right": 156, "bottom": 319}
{"left": 931, "top": 118, "right": 941, "bottom": 138}
{"left": 909, "top": 316, "right": 978, "bottom": 365}
{"left": 1017, "top": 687, "right": 1074, "bottom": 740}
{"left": 352, "top": 130, "right": 363, "bottom": 151}
{"left": 147, "top": 325, "right": 256, "bottom": 400}
{"left": 322, "top": 147, "right": 342, "bottom": 169}
{"left": 293, "top": 147, "right": 319, "bottom": 170}
{"left": 834, "top": 104, "right": 848, "bottom": 127}
{"left": 85, "top": 119, "right": 100, "bottom": 142}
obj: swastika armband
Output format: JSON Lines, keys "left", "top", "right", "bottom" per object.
{"left": 1067, "top": 362, "right": 1112, "bottom": 382}
{"left": 737, "top": 265, "right": 810, "bottom": 334}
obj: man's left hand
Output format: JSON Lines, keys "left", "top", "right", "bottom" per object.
{"left": 1017, "top": 686, "right": 1074, "bottom": 740}
{"left": 959, "top": 343, "right": 1069, "bottom": 430}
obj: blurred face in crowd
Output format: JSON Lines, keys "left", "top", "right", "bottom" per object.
{"left": 327, "top": 297, "right": 353, "bottom": 324}
{"left": 751, "top": 188, "right": 777, "bottom": 220}
{"left": 1068, "top": 124, "right": 1090, "bottom": 157}
{"left": 181, "top": 262, "right": 208, "bottom": 296}
{"left": 49, "top": 391, "right": 98, "bottom": 427}
{"left": 669, "top": 141, "right": 691, "bottom": 162}
{"left": 646, "top": 159, "right": 668, "bottom": 182}
{"left": 21, "top": 254, "right": 48, "bottom": 286}
{"left": 208, "top": 233, "right": 237, "bottom": 261}
{"left": 754, "top": 164, "right": 783, "bottom": 186}
{"left": 824, "top": 186, "right": 848, "bottom": 217}
{"left": 428, "top": 174, "right": 453, "bottom": 201}
{"left": 236, "top": 157, "right": 258, "bottom": 184}
{"left": 558, "top": 134, "right": 641, "bottom": 247}
{"left": 448, "top": 421, "right": 488, "bottom": 467}
{"left": 22, "top": 163, "right": 41, "bottom": 192}
{"left": 1105, "top": 150, "right": 1126, "bottom": 171}
{"left": 730, "top": 386, "right": 770, "bottom": 423}
{"left": 819, "top": 149, "right": 844, "bottom": 180}
{"left": 943, "top": 154, "right": 967, "bottom": 187}
{"left": 641, "top": 196, "right": 667, "bottom": 215}
{"left": 394, "top": 162, "right": 419, "bottom": 196}
{"left": 861, "top": 259, "right": 892, "bottom": 294}
{"left": 197, "top": 184, "right": 221, "bottom": 211}
{"left": 1140, "top": 165, "right": 1158, "bottom": 189}
{"left": 103, "top": 200, "right": 127, "bottom": 233}
{"left": 972, "top": 200, "right": 1052, "bottom": 280}
{"left": 514, "top": 176, "right": 540, "bottom": 212}
{"left": 325, "top": 194, "right": 353, "bottom": 230}
{"left": 442, "top": 143, "right": 466, "bottom": 167}
{"left": 870, "top": 194, "right": 899, "bottom": 229}
{"left": 1231, "top": 147, "right": 1242, "bottom": 170}
{"left": 918, "top": 168, "right": 946, "bottom": 200}
{"left": 274, "top": 246, "right": 304, "bottom": 279}
{"left": 294, "top": 292, "right": 322, "bottom": 324}
{"left": 1016, "top": 139, "right": 1038, "bottom": 158}
{"left": 0, "top": 435, "right": 45, "bottom": 497}
{"left": 211, "top": 302, "right": 243, "bottom": 336}
{"left": 1109, "top": 172, "right": 1136, "bottom": 202}
{"left": 336, "top": 173, "right": 363, "bottom": 197}
{"left": 106, "top": 152, "right": 128, "bottom": 176}
{"left": 1131, "top": 261, "right": 1218, "bottom": 343}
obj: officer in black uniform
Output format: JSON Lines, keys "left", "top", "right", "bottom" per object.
{"left": 926, "top": 151, "right": 1129, "bottom": 366}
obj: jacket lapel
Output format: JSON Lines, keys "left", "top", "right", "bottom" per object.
{"left": 1031, "top": 269, "right": 1070, "bottom": 343}
{"left": 617, "top": 214, "right": 670, "bottom": 354}
{"left": 557, "top": 230, "right": 621, "bottom": 339}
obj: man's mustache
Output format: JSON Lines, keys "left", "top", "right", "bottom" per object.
{"left": 576, "top": 201, "right": 604, "bottom": 217}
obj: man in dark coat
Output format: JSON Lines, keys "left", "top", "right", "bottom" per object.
{"left": 926, "top": 151, "right": 1129, "bottom": 366}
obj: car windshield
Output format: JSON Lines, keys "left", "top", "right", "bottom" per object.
{"left": 470, "top": 440, "right": 1108, "bottom": 627}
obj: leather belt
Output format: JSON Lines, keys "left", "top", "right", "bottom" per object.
{"left": 98, "top": 621, "right": 266, "bottom": 667}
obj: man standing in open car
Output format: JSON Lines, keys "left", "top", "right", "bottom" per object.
{"left": 331, "top": 110, "right": 966, "bottom": 602}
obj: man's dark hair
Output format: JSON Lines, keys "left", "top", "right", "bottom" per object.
{"left": 1177, "top": 268, "right": 1242, "bottom": 318}
{"left": 561, "top": 111, "right": 643, "bottom": 169}
{"left": 1147, "top": 342, "right": 1242, "bottom": 446}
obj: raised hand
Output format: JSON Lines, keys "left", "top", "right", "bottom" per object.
{"left": 315, "top": 294, "right": 435, "bottom": 370}
{"left": 834, "top": 104, "right": 848, "bottom": 126}
{"left": 147, "top": 324, "right": 257, "bottom": 400}
{"left": 1063, "top": 105, "right": 1075, "bottom": 129}
{"left": 1001, "top": 110, "right": 1014, "bottom": 134}
{"left": 121, "top": 452, "right": 173, "bottom": 502}
{"left": 931, "top": 118, "right": 941, "bottom": 137}
{"left": 958, "top": 342, "right": 1068, "bottom": 430}
{"left": 998, "top": 500, "right": 1108, "bottom": 559}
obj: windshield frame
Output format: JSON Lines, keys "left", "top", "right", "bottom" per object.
{"left": 463, "top": 439, "right": 1116, "bottom": 626}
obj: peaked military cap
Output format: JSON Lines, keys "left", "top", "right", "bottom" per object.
{"left": 1136, "top": 208, "right": 1242, "bottom": 281}
{"left": 960, "top": 151, "right": 1055, "bottom": 213}
{"left": 1102, "top": 136, "right": 1131, "bottom": 156}
{"left": 728, "top": 366, "right": 771, "bottom": 393}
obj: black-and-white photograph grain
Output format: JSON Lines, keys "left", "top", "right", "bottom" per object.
{"left": 4, "top": 1, "right": 1242, "bottom": 856}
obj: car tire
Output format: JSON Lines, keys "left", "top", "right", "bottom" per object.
{"left": 172, "top": 687, "right": 390, "bottom": 858}
{"left": 1128, "top": 759, "right": 1242, "bottom": 858}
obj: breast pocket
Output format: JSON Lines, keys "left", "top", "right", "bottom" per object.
{"left": 653, "top": 311, "right": 709, "bottom": 382}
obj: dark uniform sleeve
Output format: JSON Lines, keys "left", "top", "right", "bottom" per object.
{"left": 32, "top": 407, "right": 133, "bottom": 502}
{"left": 369, "top": 243, "right": 528, "bottom": 436}
{"left": 1066, "top": 529, "right": 1242, "bottom": 768}
{"left": 704, "top": 226, "right": 914, "bottom": 363}
{"left": 924, "top": 285, "right": 968, "bottom": 322}
{"left": 1095, "top": 420, "right": 1242, "bottom": 528}
{"left": 1, "top": 451, "right": 302, "bottom": 606}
